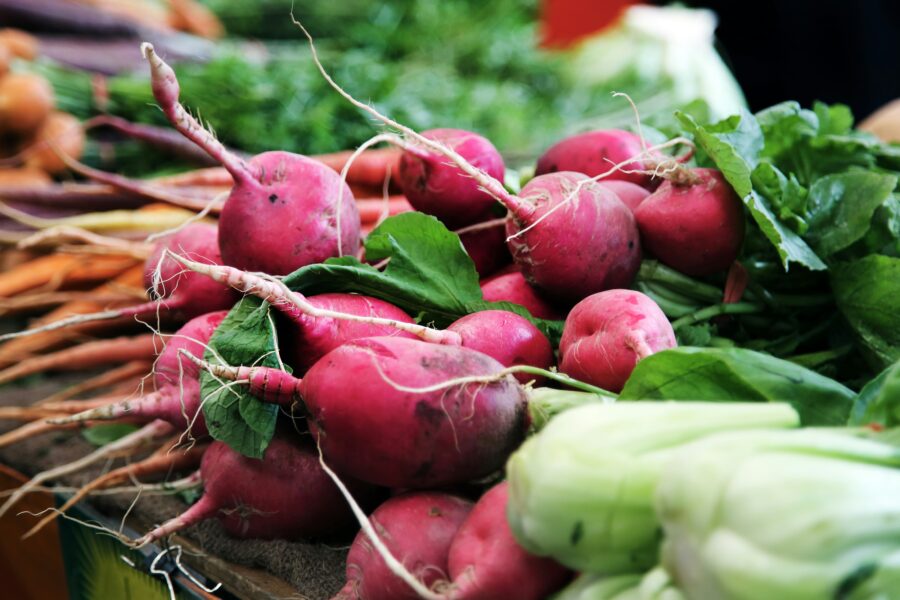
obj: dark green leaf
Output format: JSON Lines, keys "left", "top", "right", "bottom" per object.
{"left": 677, "top": 111, "right": 826, "bottom": 271}
{"left": 81, "top": 424, "right": 139, "bottom": 447}
{"left": 831, "top": 255, "right": 900, "bottom": 369}
{"left": 200, "top": 296, "right": 285, "bottom": 458}
{"left": 849, "top": 361, "right": 900, "bottom": 427}
{"left": 284, "top": 212, "right": 481, "bottom": 325}
{"left": 620, "top": 347, "right": 855, "bottom": 425}
{"left": 804, "top": 172, "right": 897, "bottom": 257}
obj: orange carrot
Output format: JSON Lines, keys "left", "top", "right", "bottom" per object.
{"left": 150, "top": 166, "right": 231, "bottom": 188}
{"left": 37, "top": 360, "right": 151, "bottom": 405}
{"left": 0, "top": 253, "right": 138, "bottom": 298}
{"left": 356, "top": 196, "right": 414, "bottom": 222}
{"left": 0, "top": 265, "right": 147, "bottom": 367}
{"left": 312, "top": 147, "right": 402, "bottom": 188}
{"left": 0, "top": 73, "right": 54, "bottom": 135}
{"left": 0, "top": 167, "right": 52, "bottom": 186}
{"left": 21, "top": 112, "right": 86, "bottom": 175}
{"left": 167, "top": 0, "right": 224, "bottom": 39}
{"left": 0, "top": 333, "right": 159, "bottom": 386}
{"left": 0, "top": 420, "right": 83, "bottom": 449}
{"left": 0, "top": 395, "right": 121, "bottom": 421}
{"left": 0, "top": 28, "right": 40, "bottom": 60}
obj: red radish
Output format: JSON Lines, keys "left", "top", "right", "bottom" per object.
{"left": 190, "top": 336, "right": 528, "bottom": 489}
{"left": 447, "top": 310, "right": 553, "bottom": 385}
{"left": 456, "top": 219, "right": 511, "bottom": 278}
{"left": 281, "top": 292, "right": 419, "bottom": 372}
{"left": 445, "top": 482, "right": 571, "bottom": 600}
{"left": 333, "top": 492, "right": 473, "bottom": 600}
{"left": 143, "top": 223, "right": 238, "bottom": 318}
{"left": 164, "top": 253, "right": 460, "bottom": 352}
{"left": 505, "top": 172, "right": 640, "bottom": 303}
{"left": 597, "top": 180, "right": 651, "bottom": 213}
{"left": 51, "top": 311, "right": 228, "bottom": 436}
{"left": 0, "top": 223, "right": 236, "bottom": 343}
{"left": 399, "top": 128, "right": 504, "bottom": 228}
{"left": 141, "top": 43, "right": 360, "bottom": 275}
{"left": 295, "top": 29, "right": 641, "bottom": 303}
{"left": 558, "top": 290, "right": 676, "bottom": 392}
{"left": 534, "top": 129, "right": 654, "bottom": 188}
{"left": 634, "top": 168, "right": 745, "bottom": 277}
{"left": 480, "top": 272, "right": 561, "bottom": 320}
{"left": 136, "top": 436, "right": 379, "bottom": 547}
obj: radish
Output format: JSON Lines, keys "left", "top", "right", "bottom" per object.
{"left": 456, "top": 219, "right": 511, "bottom": 278}
{"left": 398, "top": 128, "right": 505, "bottom": 228}
{"left": 597, "top": 180, "right": 651, "bottom": 213}
{"left": 333, "top": 492, "right": 473, "bottom": 600}
{"left": 480, "top": 272, "right": 562, "bottom": 320}
{"left": 50, "top": 310, "right": 229, "bottom": 437}
{"left": 559, "top": 290, "right": 676, "bottom": 392}
{"left": 633, "top": 168, "right": 745, "bottom": 277}
{"left": 445, "top": 482, "right": 571, "bottom": 600}
{"left": 135, "top": 436, "right": 379, "bottom": 547}
{"left": 141, "top": 43, "right": 360, "bottom": 275}
{"left": 189, "top": 336, "right": 528, "bottom": 488}
{"left": 534, "top": 130, "right": 655, "bottom": 188}
{"left": 295, "top": 26, "right": 642, "bottom": 303}
{"left": 0, "top": 223, "right": 237, "bottom": 343}
{"left": 447, "top": 310, "right": 553, "bottom": 385}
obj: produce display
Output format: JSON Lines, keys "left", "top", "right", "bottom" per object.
{"left": 0, "top": 3, "right": 898, "bottom": 600}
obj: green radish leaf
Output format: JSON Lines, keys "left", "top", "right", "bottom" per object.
{"left": 619, "top": 347, "right": 855, "bottom": 425}
{"left": 849, "top": 360, "right": 900, "bottom": 427}
{"left": 831, "top": 255, "right": 900, "bottom": 369}
{"left": 200, "top": 296, "right": 285, "bottom": 458}
{"left": 81, "top": 424, "right": 139, "bottom": 447}
{"left": 677, "top": 111, "right": 826, "bottom": 271}
{"left": 803, "top": 172, "right": 897, "bottom": 257}
{"left": 283, "top": 212, "right": 565, "bottom": 341}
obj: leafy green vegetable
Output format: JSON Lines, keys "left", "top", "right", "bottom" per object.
{"left": 831, "top": 255, "right": 900, "bottom": 369}
{"left": 284, "top": 212, "right": 564, "bottom": 340}
{"left": 849, "top": 360, "right": 900, "bottom": 427}
{"left": 677, "top": 111, "right": 826, "bottom": 271}
{"left": 199, "top": 297, "right": 282, "bottom": 458}
{"left": 619, "top": 347, "right": 855, "bottom": 425}
{"left": 81, "top": 424, "right": 139, "bottom": 447}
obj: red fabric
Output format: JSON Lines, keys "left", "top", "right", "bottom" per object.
{"left": 539, "top": 0, "right": 639, "bottom": 49}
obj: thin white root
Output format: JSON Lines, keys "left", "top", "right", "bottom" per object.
{"left": 289, "top": 14, "right": 517, "bottom": 211}
{"left": 164, "top": 250, "right": 463, "bottom": 346}
{"left": 0, "top": 420, "right": 173, "bottom": 519}
{"left": 314, "top": 434, "right": 443, "bottom": 600}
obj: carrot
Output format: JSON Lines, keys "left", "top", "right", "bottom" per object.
{"left": 150, "top": 166, "right": 231, "bottom": 188}
{"left": 0, "top": 201, "right": 205, "bottom": 234}
{"left": 312, "top": 147, "right": 402, "bottom": 188}
{"left": 0, "top": 43, "right": 7, "bottom": 77}
{"left": 0, "top": 289, "right": 145, "bottom": 317}
{"left": 0, "top": 395, "right": 120, "bottom": 422}
{"left": 37, "top": 360, "right": 151, "bottom": 405}
{"left": 0, "top": 28, "right": 39, "bottom": 60}
{"left": 24, "top": 438, "right": 208, "bottom": 537}
{"left": 0, "top": 265, "right": 146, "bottom": 366}
{"left": 0, "top": 420, "right": 84, "bottom": 449}
{"left": 0, "top": 253, "right": 138, "bottom": 297}
{"left": 0, "top": 167, "right": 52, "bottom": 186}
{"left": 0, "top": 73, "right": 54, "bottom": 135}
{"left": 20, "top": 112, "right": 86, "bottom": 175}
{"left": 167, "top": 0, "right": 224, "bottom": 39}
{"left": 356, "top": 196, "right": 414, "bottom": 223}
{"left": 0, "top": 333, "right": 159, "bottom": 386}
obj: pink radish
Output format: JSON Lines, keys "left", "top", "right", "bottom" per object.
{"left": 535, "top": 129, "right": 655, "bottom": 188}
{"left": 598, "top": 180, "right": 651, "bottom": 213}
{"left": 294, "top": 26, "right": 642, "bottom": 303}
{"left": 136, "top": 436, "right": 379, "bottom": 547}
{"left": 333, "top": 492, "right": 473, "bottom": 600}
{"left": 141, "top": 43, "right": 360, "bottom": 276}
{"left": 445, "top": 482, "right": 571, "bottom": 600}
{"left": 480, "top": 271, "right": 562, "bottom": 320}
{"left": 398, "top": 128, "right": 505, "bottom": 228}
{"left": 633, "top": 168, "right": 745, "bottom": 277}
{"left": 456, "top": 219, "right": 511, "bottom": 278}
{"left": 558, "top": 290, "right": 676, "bottom": 392}
{"left": 51, "top": 310, "right": 228, "bottom": 436}
{"left": 447, "top": 310, "right": 553, "bottom": 385}
{"left": 189, "top": 336, "right": 528, "bottom": 489}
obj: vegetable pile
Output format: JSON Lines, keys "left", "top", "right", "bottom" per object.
{"left": 0, "top": 12, "right": 898, "bottom": 600}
